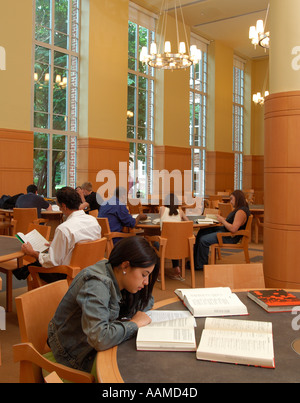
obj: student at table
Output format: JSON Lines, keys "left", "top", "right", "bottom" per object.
{"left": 159, "top": 193, "right": 189, "bottom": 281}
{"left": 16, "top": 184, "right": 52, "bottom": 217}
{"left": 76, "top": 182, "right": 102, "bottom": 213}
{"left": 47, "top": 236, "right": 158, "bottom": 376}
{"left": 98, "top": 186, "right": 147, "bottom": 243}
{"left": 194, "top": 189, "right": 250, "bottom": 270}
{"left": 13, "top": 186, "right": 101, "bottom": 282}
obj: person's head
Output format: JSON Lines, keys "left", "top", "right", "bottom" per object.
{"left": 81, "top": 182, "right": 93, "bottom": 196}
{"left": 164, "top": 193, "right": 179, "bottom": 216}
{"left": 27, "top": 184, "right": 38, "bottom": 194}
{"left": 230, "top": 190, "right": 248, "bottom": 210}
{"left": 108, "top": 237, "right": 158, "bottom": 317}
{"left": 114, "top": 187, "right": 127, "bottom": 204}
{"left": 56, "top": 186, "right": 81, "bottom": 212}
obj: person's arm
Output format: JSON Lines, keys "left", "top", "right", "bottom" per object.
{"left": 217, "top": 209, "right": 247, "bottom": 233}
{"left": 37, "top": 228, "right": 70, "bottom": 267}
{"left": 77, "top": 188, "right": 89, "bottom": 210}
{"left": 77, "top": 279, "right": 149, "bottom": 351}
{"left": 46, "top": 204, "right": 52, "bottom": 211}
{"left": 180, "top": 209, "right": 189, "bottom": 221}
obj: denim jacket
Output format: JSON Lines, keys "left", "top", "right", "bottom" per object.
{"left": 48, "top": 260, "right": 153, "bottom": 373}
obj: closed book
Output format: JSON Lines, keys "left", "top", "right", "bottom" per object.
{"left": 247, "top": 289, "right": 300, "bottom": 312}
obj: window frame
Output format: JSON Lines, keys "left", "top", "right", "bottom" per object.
{"left": 32, "top": 0, "right": 80, "bottom": 197}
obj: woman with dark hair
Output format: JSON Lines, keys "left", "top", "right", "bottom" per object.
{"left": 47, "top": 236, "right": 158, "bottom": 377}
{"left": 194, "top": 189, "right": 250, "bottom": 270}
{"left": 159, "top": 193, "right": 188, "bottom": 280}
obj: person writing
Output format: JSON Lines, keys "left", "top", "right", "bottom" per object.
{"left": 159, "top": 193, "right": 188, "bottom": 280}
{"left": 47, "top": 236, "right": 158, "bottom": 377}
{"left": 194, "top": 189, "right": 251, "bottom": 270}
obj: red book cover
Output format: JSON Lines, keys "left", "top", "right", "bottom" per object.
{"left": 248, "top": 289, "right": 300, "bottom": 312}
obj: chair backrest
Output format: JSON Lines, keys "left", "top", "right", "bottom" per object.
{"left": 204, "top": 263, "right": 265, "bottom": 289}
{"left": 13, "top": 208, "right": 39, "bottom": 233}
{"left": 240, "top": 215, "right": 253, "bottom": 244}
{"left": 97, "top": 217, "right": 111, "bottom": 237}
{"left": 27, "top": 223, "right": 51, "bottom": 240}
{"left": 161, "top": 221, "right": 194, "bottom": 259}
{"left": 15, "top": 280, "right": 69, "bottom": 353}
{"left": 127, "top": 199, "right": 143, "bottom": 214}
{"left": 88, "top": 209, "right": 98, "bottom": 217}
{"left": 218, "top": 202, "right": 233, "bottom": 218}
{"left": 204, "top": 208, "right": 219, "bottom": 216}
{"left": 69, "top": 237, "right": 107, "bottom": 268}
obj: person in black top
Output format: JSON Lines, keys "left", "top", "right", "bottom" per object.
{"left": 15, "top": 184, "right": 52, "bottom": 218}
{"left": 77, "top": 182, "right": 102, "bottom": 213}
{"left": 194, "top": 189, "right": 251, "bottom": 270}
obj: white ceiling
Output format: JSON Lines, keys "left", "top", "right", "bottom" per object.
{"left": 131, "top": 0, "right": 270, "bottom": 59}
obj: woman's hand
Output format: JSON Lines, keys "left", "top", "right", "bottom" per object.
{"left": 130, "top": 311, "right": 152, "bottom": 328}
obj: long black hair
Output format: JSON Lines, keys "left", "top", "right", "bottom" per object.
{"left": 108, "top": 237, "right": 159, "bottom": 318}
{"left": 164, "top": 193, "right": 179, "bottom": 216}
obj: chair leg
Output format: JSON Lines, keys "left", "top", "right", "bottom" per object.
{"left": 181, "top": 258, "right": 185, "bottom": 279}
{"left": 160, "top": 259, "right": 165, "bottom": 291}
{"left": 210, "top": 246, "right": 216, "bottom": 264}
{"left": 6, "top": 271, "right": 12, "bottom": 312}
{"left": 244, "top": 246, "right": 250, "bottom": 263}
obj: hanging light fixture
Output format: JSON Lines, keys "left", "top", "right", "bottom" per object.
{"left": 252, "top": 91, "right": 269, "bottom": 105}
{"left": 140, "top": 0, "right": 201, "bottom": 70}
{"left": 249, "top": 4, "right": 270, "bottom": 50}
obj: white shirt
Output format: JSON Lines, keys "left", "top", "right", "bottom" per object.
{"left": 38, "top": 210, "right": 101, "bottom": 268}
{"left": 160, "top": 207, "right": 182, "bottom": 229}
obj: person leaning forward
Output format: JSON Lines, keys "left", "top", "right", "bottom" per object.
{"left": 13, "top": 186, "right": 101, "bottom": 283}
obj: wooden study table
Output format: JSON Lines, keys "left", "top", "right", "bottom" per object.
{"left": 96, "top": 290, "right": 300, "bottom": 383}
{"left": 0, "top": 236, "right": 24, "bottom": 312}
{"left": 136, "top": 214, "right": 219, "bottom": 236}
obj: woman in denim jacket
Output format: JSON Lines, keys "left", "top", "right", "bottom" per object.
{"left": 47, "top": 236, "right": 158, "bottom": 375}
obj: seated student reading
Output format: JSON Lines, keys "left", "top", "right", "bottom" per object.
{"left": 194, "top": 189, "right": 250, "bottom": 270}
{"left": 47, "top": 236, "right": 158, "bottom": 376}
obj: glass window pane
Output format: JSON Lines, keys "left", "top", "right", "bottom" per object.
{"left": 34, "top": 112, "right": 49, "bottom": 129}
{"left": 34, "top": 132, "right": 49, "bottom": 149}
{"left": 55, "top": 0, "right": 69, "bottom": 34}
{"left": 34, "top": 63, "right": 50, "bottom": 113}
{"left": 54, "top": 32, "right": 69, "bottom": 49}
{"left": 35, "top": 25, "right": 51, "bottom": 43}
{"left": 34, "top": 148, "right": 49, "bottom": 196}
{"left": 36, "top": 0, "right": 51, "bottom": 27}
{"left": 52, "top": 149, "right": 67, "bottom": 193}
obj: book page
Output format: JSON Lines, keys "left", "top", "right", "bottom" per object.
{"left": 23, "top": 229, "right": 49, "bottom": 252}
{"left": 184, "top": 293, "right": 248, "bottom": 316}
{"left": 198, "top": 329, "right": 274, "bottom": 361}
{"left": 204, "top": 317, "right": 272, "bottom": 334}
{"left": 146, "top": 310, "right": 196, "bottom": 325}
{"left": 174, "top": 287, "right": 231, "bottom": 300}
{"left": 145, "top": 316, "right": 195, "bottom": 329}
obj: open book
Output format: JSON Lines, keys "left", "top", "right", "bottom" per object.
{"left": 174, "top": 287, "right": 248, "bottom": 317}
{"left": 15, "top": 229, "right": 49, "bottom": 252}
{"left": 195, "top": 216, "right": 219, "bottom": 224}
{"left": 196, "top": 317, "right": 275, "bottom": 368}
{"left": 136, "top": 315, "right": 196, "bottom": 352}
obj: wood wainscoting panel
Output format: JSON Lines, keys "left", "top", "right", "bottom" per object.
{"left": 77, "top": 137, "right": 130, "bottom": 191}
{"left": 0, "top": 129, "right": 33, "bottom": 195}
{"left": 205, "top": 151, "right": 234, "bottom": 194}
{"left": 264, "top": 91, "right": 300, "bottom": 288}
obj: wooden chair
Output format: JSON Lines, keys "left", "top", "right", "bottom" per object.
{"left": 0, "top": 223, "right": 51, "bottom": 312}
{"left": 88, "top": 209, "right": 98, "bottom": 217}
{"left": 204, "top": 208, "right": 219, "bottom": 216}
{"left": 210, "top": 215, "right": 253, "bottom": 265}
{"left": 127, "top": 199, "right": 144, "bottom": 215}
{"left": 0, "top": 212, "right": 16, "bottom": 235}
{"left": 13, "top": 280, "right": 94, "bottom": 383}
{"left": 13, "top": 208, "right": 48, "bottom": 234}
{"left": 254, "top": 214, "right": 264, "bottom": 244}
{"left": 146, "top": 221, "right": 196, "bottom": 291}
{"left": 204, "top": 263, "right": 265, "bottom": 289}
{"left": 28, "top": 237, "right": 107, "bottom": 289}
{"left": 218, "top": 202, "right": 233, "bottom": 218}
{"left": 97, "top": 217, "right": 135, "bottom": 257}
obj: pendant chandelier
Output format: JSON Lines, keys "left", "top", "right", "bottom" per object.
{"left": 249, "top": 4, "right": 270, "bottom": 50}
{"left": 140, "top": 0, "right": 201, "bottom": 70}
{"left": 252, "top": 91, "right": 269, "bottom": 105}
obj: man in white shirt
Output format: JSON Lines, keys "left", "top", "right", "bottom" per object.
{"left": 13, "top": 186, "right": 101, "bottom": 282}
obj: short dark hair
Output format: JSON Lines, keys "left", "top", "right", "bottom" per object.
{"left": 27, "top": 184, "right": 38, "bottom": 194}
{"left": 56, "top": 187, "right": 81, "bottom": 210}
{"left": 109, "top": 237, "right": 158, "bottom": 317}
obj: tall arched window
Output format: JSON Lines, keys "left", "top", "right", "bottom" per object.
{"left": 33, "top": 0, "right": 80, "bottom": 196}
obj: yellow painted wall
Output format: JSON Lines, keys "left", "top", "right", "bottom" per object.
{"left": 154, "top": 15, "right": 190, "bottom": 148}
{"left": 83, "top": 0, "right": 129, "bottom": 141}
{"left": 251, "top": 58, "right": 268, "bottom": 156}
{"left": 0, "top": 0, "right": 33, "bottom": 131}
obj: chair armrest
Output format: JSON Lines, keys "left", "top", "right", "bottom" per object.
{"left": 33, "top": 218, "right": 49, "bottom": 225}
{"left": 110, "top": 231, "right": 136, "bottom": 239}
{"left": 28, "top": 265, "right": 81, "bottom": 288}
{"left": 13, "top": 342, "right": 94, "bottom": 383}
{"left": 216, "top": 230, "right": 249, "bottom": 246}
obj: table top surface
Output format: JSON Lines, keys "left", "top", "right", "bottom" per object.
{"left": 0, "top": 235, "right": 24, "bottom": 263}
{"left": 96, "top": 290, "right": 300, "bottom": 383}
{"left": 136, "top": 214, "right": 219, "bottom": 229}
